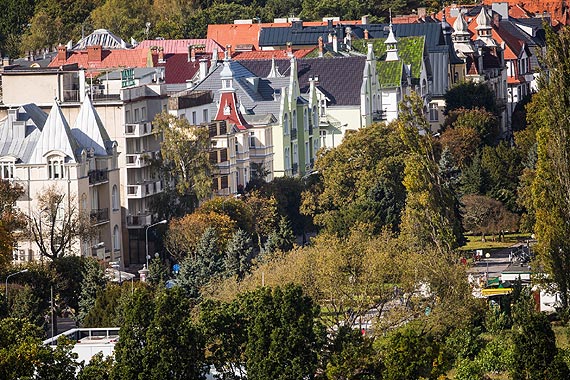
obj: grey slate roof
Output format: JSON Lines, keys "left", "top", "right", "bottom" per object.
{"left": 240, "top": 56, "right": 366, "bottom": 106}
{"left": 72, "top": 96, "right": 113, "bottom": 156}
{"left": 0, "top": 105, "right": 45, "bottom": 163}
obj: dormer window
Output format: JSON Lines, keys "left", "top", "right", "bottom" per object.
{"left": 224, "top": 103, "right": 231, "bottom": 116}
{"left": 48, "top": 155, "right": 65, "bottom": 179}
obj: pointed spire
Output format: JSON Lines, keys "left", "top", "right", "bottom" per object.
{"left": 72, "top": 96, "right": 111, "bottom": 156}
{"left": 452, "top": 11, "right": 471, "bottom": 43}
{"left": 30, "top": 101, "right": 79, "bottom": 164}
{"left": 385, "top": 16, "right": 399, "bottom": 62}
{"left": 268, "top": 56, "right": 283, "bottom": 78}
{"left": 219, "top": 59, "right": 235, "bottom": 92}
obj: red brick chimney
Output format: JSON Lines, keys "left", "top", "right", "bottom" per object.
{"left": 87, "top": 45, "right": 102, "bottom": 62}
{"left": 57, "top": 45, "right": 67, "bottom": 63}
{"left": 226, "top": 45, "right": 232, "bottom": 58}
{"left": 364, "top": 29, "right": 369, "bottom": 40}
{"left": 318, "top": 36, "right": 323, "bottom": 57}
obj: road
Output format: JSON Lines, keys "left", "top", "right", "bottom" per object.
{"left": 467, "top": 241, "right": 532, "bottom": 281}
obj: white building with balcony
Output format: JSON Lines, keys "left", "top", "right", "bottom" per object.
{"left": 0, "top": 98, "right": 122, "bottom": 263}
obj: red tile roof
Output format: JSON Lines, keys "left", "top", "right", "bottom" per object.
{"left": 136, "top": 39, "right": 224, "bottom": 54}
{"left": 215, "top": 91, "right": 250, "bottom": 130}
{"left": 152, "top": 53, "right": 214, "bottom": 84}
{"left": 49, "top": 48, "right": 149, "bottom": 71}
{"left": 232, "top": 48, "right": 316, "bottom": 60}
{"left": 207, "top": 20, "right": 362, "bottom": 50}
{"left": 483, "top": 0, "right": 565, "bottom": 21}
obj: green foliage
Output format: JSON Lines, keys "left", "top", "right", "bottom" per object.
{"left": 143, "top": 287, "right": 206, "bottom": 379}
{"left": 147, "top": 257, "right": 169, "bottom": 287}
{"left": 240, "top": 284, "right": 323, "bottom": 380}
{"left": 443, "top": 107, "right": 499, "bottom": 146}
{"left": 177, "top": 227, "right": 224, "bottom": 298}
{"left": 398, "top": 92, "right": 464, "bottom": 252}
{"left": 304, "top": 122, "right": 407, "bottom": 235}
{"left": 529, "top": 26, "right": 570, "bottom": 312}
{"left": 320, "top": 326, "right": 382, "bottom": 380}
{"left": 460, "top": 152, "right": 486, "bottom": 195}
{"left": 77, "top": 258, "right": 106, "bottom": 324}
{"left": 0, "top": 180, "right": 25, "bottom": 269}
{"left": 261, "top": 176, "right": 310, "bottom": 235}
{"left": 444, "top": 81, "right": 499, "bottom": 116}
{"left": 263, "top": 216, "right": 295, "bottom": 254}
{"left": 378, "top": 321, "right": 443, "bottom": 380}
{"left": 77, "top": 352, "right": 114, "bottom": 380}
{"left": 224, "top": 229, "right": 254, "bottom": 280}
{"left": 51, "top": 255, "right": 84, "bottom": 313}
{"left": 82, "top": 284, "right": 123, "bottom": 327}
{"left": 9, "top": 284, "right": 43, "bottom": 326}
{"left": 0, "top": 318, "right": 79, "bottom": 379}
{"left": 200, "top": 299, "right": 248, "bottom": 379}
{"left": 152, "top": 112, "right": 213, "bottom": 212}
{"left": 198, "top": 197, "right": 255, "bottom": 235}
{"left": 481, "top": 142, "right": 523, "bottom": 212}
{"left": 111, "top": 287, "right": 155, "bottom": 380}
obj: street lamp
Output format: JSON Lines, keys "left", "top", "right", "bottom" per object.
{"left": 145, "top": 220, "right": 167, "bottom": 268}
{"left": 5, "top": 269, "right": 29, "bottom": 301}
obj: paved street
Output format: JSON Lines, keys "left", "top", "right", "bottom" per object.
{"left": 467, "top": 241, "right": 532, "bottom": 280}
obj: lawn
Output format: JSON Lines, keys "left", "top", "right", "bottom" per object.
{"left": 459, "top": 233, "right": 532, "bottom": 251}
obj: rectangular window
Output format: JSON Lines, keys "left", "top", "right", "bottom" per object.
{"left": 320, "top": 130, "right": 327, "bottom": 147}
{"left": 203, "top": 109, "right": 209, "bottom": 123}
{"left": 305, "top": 142, "right": 309, "bottom": 164}
{"left": 192, "top": 111, "right": 197, "bottom": 125}
{"left": 134, "top": 108, "right": 140, "bottom": 122}
{"left": 249, "top": 132, "right": 256, "bottom": 149}
{"left": 0, "top": 162, "right": 14, "bottom": 179}
{"left": 125, "top": 110, "right": 131, "bottom": 124}
{"left": 142, "top": 107, "right": 147, "bottom": 121}
{"left": 429, "top": 103, "right": 439, "bottom": 122}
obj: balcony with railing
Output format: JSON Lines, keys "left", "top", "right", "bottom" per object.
{"left": 125, "top": 122, "right": 154, "bottom": 137}
{"left": 88, "top": 169, "right": 109, "bottom": 185}
{"left": 372, "top": 110, "right": 386, "bottom": 122}
{"left": 126, "top": 151, "right": 156, "bottom": 168}
{"left": 90, "top": 208, "right": 109, "bottom": 225}
{"left": 126, "top": 214, "right": 152, "bottom": 228}
{"left": 126, "top": 180, "right": 163, "bottom": 199}
{"left": 291, "top": 128, "right": 298, "bottom": 140}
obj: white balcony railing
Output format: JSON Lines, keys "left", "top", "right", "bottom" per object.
{"left": 125, "top": 122, "right": 154, "bottom": 137}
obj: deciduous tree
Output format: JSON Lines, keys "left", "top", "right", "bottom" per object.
{"left": 28, "top": 185, "right": 93, "bottom": 261}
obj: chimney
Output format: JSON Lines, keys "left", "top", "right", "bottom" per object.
{"left": 361, "top": 15, "right": 369, "bottom": 25}
{"left": 332, "top": 34, "right": 338, "bottom": 52}
{"left": 345, "top": 27, "right": 352, "bottom": 49}
{"left": 327, "top": 19, "right": 333, "bottom": 29}
{"left": 57, "top": 45, "right": 67, "bottom": 62}
{"left": 309, "top": 76, "right": 316, "bottom": 96}
{"left": 199, "top": 59, "right": 208, "bottom": 80}
{"left": 158, "top": 47, "right": 165, "bottom": 63}
{"left": 190, "top": 45, "right": 196, "bottom": 62}
{"left": 478, "top": 47, "right": 484, "bottom": 74}
{"left": 493, "top": 13, "right": 501, "bottom": 28}
{"left": 226, "top": 44, "right": 232, "bottom": 58}
{"left": 286, "top": 42, "right": 293, "bottom": 56}
{"left": 418, "top": 7, "right": 427, "bottom": 18}
{"left": 364, "top": 29, "right": 369, "bottom": 40}
{"left": 318, "top": 36, "right": 324, "bottom": 57}
{"left": 87, "top": 45, "right": 103, "bottom": 62}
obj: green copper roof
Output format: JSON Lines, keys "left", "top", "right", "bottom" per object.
{"left": 353, "top": 36, "right": 425, "bottom": 86}
{"left": 377, "top": 60, "right": 403, "bottom": 88}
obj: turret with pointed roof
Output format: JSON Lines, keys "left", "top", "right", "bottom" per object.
{"left": 72, "top": 96, "right": 114, "bottom": 156}
{"left": 215, "top": 59, "right": 250, "bottom": 130}
{"left": 30, "top": 101, "right": 80, "bottom": 164}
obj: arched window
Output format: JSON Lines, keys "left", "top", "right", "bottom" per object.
{"left": 113, "top": 225, "right": 120, "bottom": 251}
{"left": 303, "top": 108, "right": 309, "bottom": 131}
{"left": 48, "top": 155, "right": 64, "bottom": 179}
{"left": 292, "top": 110, "right": 297, "bottom": 132}
{"left": 112, "top": 185, "right": 119, "bottom": 211}
{"left": 312, "top": 106, "right": 318, "bottom": 128}
{"left": 283, "top": 113, "right": 289, "bottom": 135}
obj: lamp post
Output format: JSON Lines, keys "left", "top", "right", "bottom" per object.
{"left": 5, "top": 269, "right": 29, "bottom": 302}
{"left": 145, "top": 220, "right": 167, "bottom": 268}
